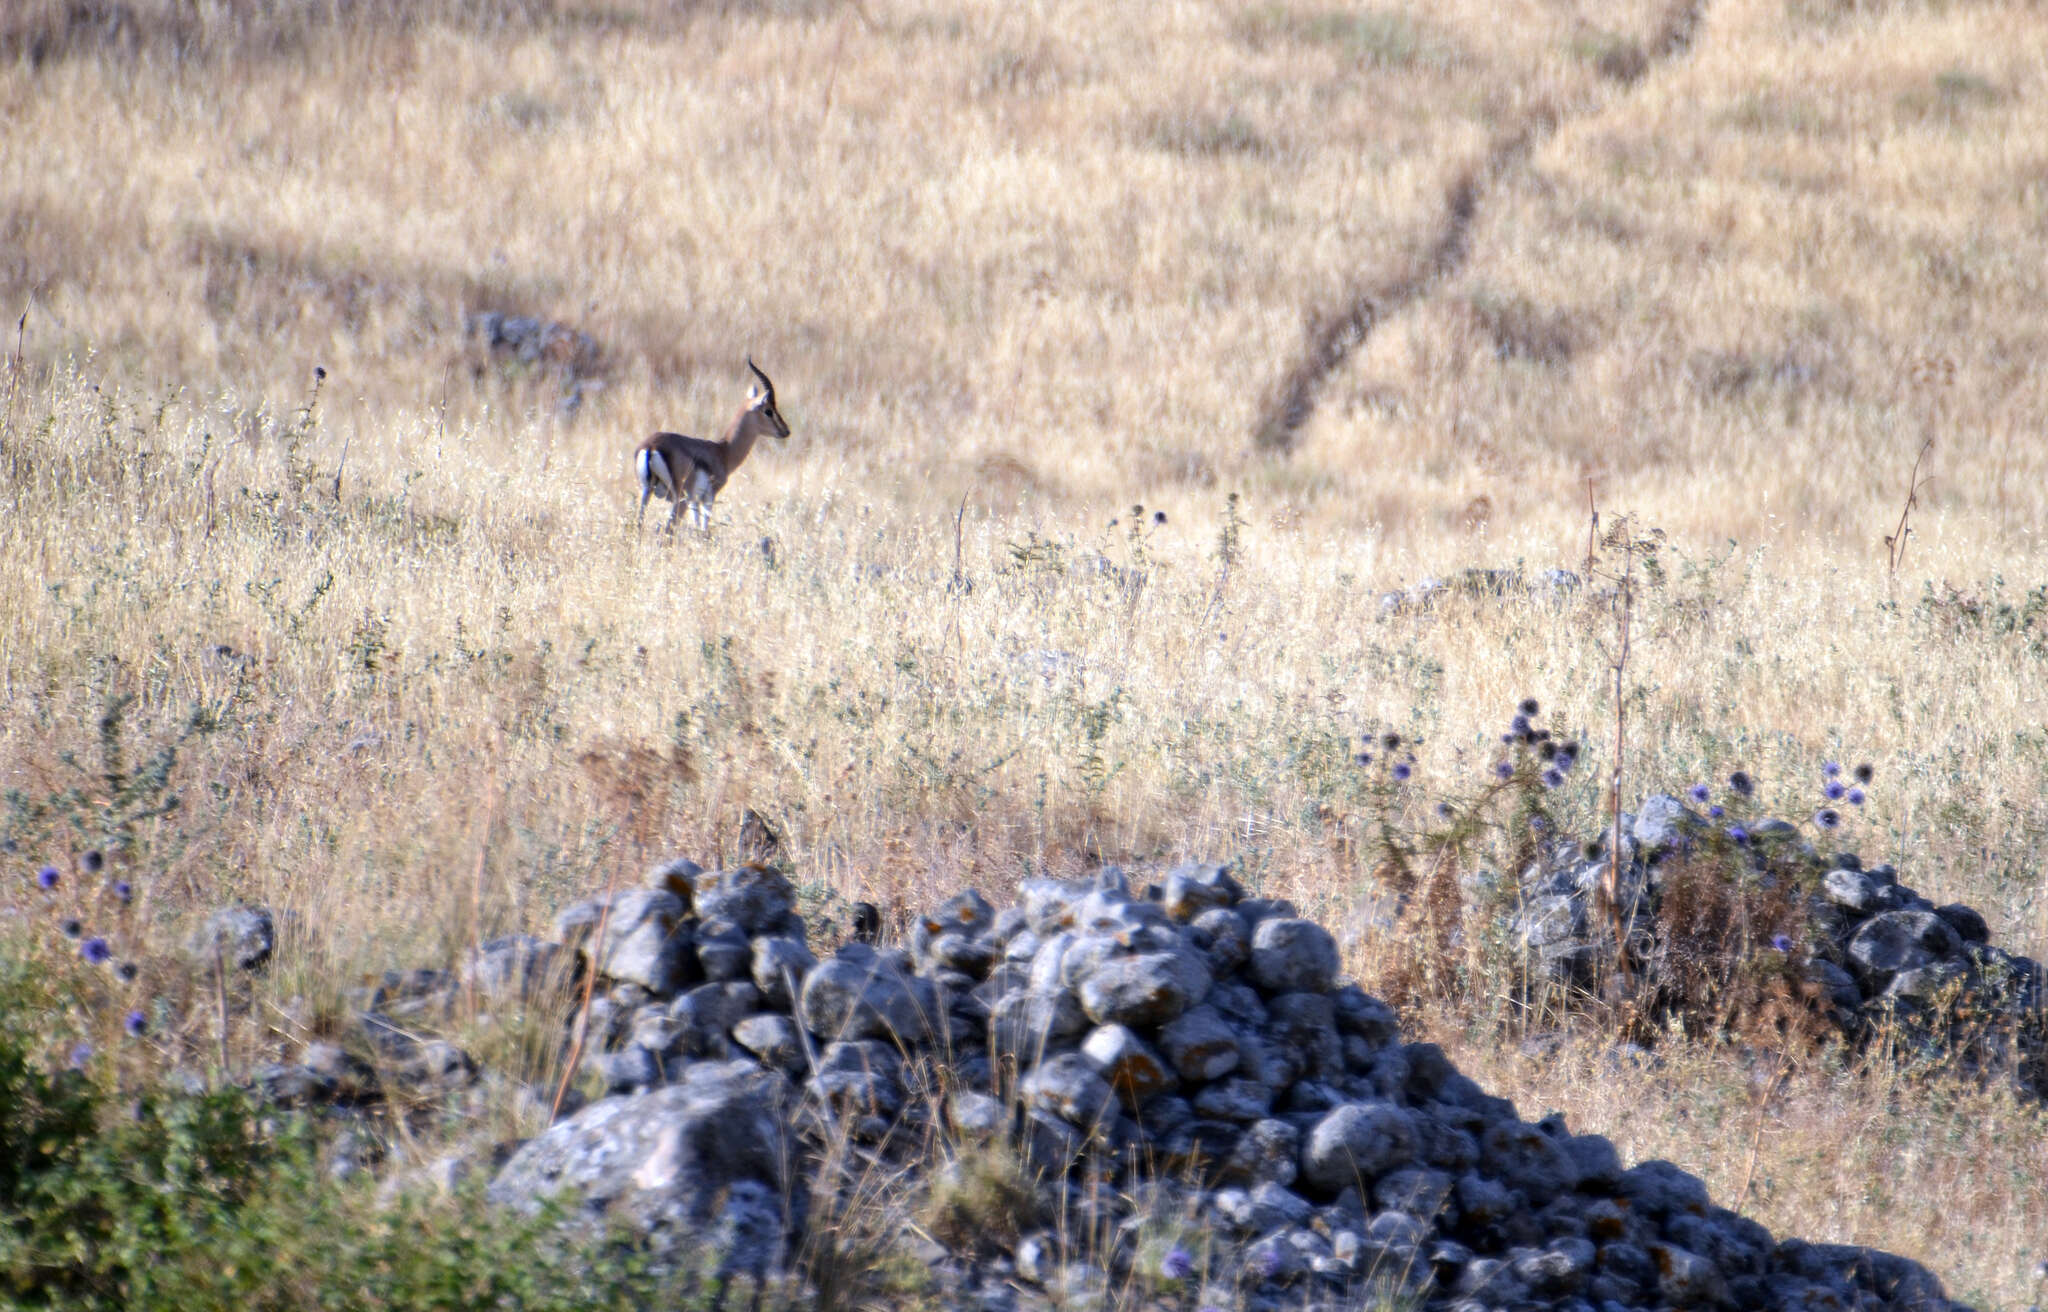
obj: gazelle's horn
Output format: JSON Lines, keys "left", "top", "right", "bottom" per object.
{"left": 747, "top": 357, "right": 773, "bottom": 394}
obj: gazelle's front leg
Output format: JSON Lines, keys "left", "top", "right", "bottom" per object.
{"left": 690, "top": 469, "right": 718, "bottom": 531}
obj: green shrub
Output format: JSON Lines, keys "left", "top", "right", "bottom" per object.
{"left": 0, "top": 959, "right": 682, "bottom": 1312}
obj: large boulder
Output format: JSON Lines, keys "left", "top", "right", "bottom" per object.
{"left": 554, "top": 889, "right": 697, "bottom": 996}
{"left": 488, "top": 1061, "right": 793, "bottom": 1250}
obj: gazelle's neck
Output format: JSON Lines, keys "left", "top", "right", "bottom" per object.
{"left": 721, "top": 406, "right": 771, "bottom": 471}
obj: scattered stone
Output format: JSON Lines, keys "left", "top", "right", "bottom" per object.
{"left": 190, "top": 904, "right": 275, "bottom": 970}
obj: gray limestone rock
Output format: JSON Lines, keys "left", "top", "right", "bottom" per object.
{"left": 1300, "top": 1101, "right": 1418, "bottom": 1193}
{"left": 488, "top": 1061, "right": 791, "bottom": 1249}
{"left": 1080, "top": 1024, "right": 1175, "bottom": 1107}
{"left": 799, "top": 952, "right": 934, "bottom": 1043}
{"left": 190, "top": 904, "right": 275, "bottom": 971}
{"left": 1074, "top": 949, "right": 1212, "bottom": 1028}
{"left": 750, "top": 934, "right": 817, "bottom": 1011}
{"left": 1247, "top": 918, "right": 1340, "bottom": 995}
{"left": 555, "top": 890, "right": 696, "bottom": 996}
{"left": 1846, "top": 910, "right": 1963, "bottom": 987}
{"left": 690, "top": 865, "right": 798, "bottom": 934}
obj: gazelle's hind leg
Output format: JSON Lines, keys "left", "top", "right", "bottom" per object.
{"left": 638, "top": 449, "right": 678, "bottom": 530}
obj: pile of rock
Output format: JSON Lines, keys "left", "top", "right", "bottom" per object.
{"left": 461, "top": 856, "right": 1968, "bottom": 1310}
{"left": 1515, "top": 794, "right": 2045, "bottom": 1094}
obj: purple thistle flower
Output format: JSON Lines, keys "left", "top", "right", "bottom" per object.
{"left": 1708, "top": 804, "right": 1725, "bottom": 819}
{"left": 1354, "top": 752, "right": 1372, "bottom": 767}
{"left": 1435, "top": 802, "right": 1455, "bottom": 819}
{"left": 1847, "top": 787, "right": 1865, "bottom": 806}
{"left": 1391, "top": 762, "right": 1412, "bottom": 783}
{"left": 115, "top": 961, "right": 138, "bottom": 983}
{"left": 1688, "top": 783, "right": 1710, "bottom": 805}
{"left": 1853, "top": 762, "right": 1875, "bottom": 784}
{"left": 124, "top": 1010, "right": 147, "bottom": 1038}
{"left": 59, "top": 917, "right": 82, "bottom": 939}
{"left": 36, "top": 865, "right": 59, "bottom": 891}
{"left": 1824, "top": 780, "right": 1846, "bottom": 801}
{"left": 81, "top": 937, "right": 111, "bottom": 965}
{"left": 1770, "top": 934, "right": 1794, "bottom": 953}
{"left": 1728, "top": 770, "right": 1754, "bottom": 797}
{"left": 1494, "top": 760, "right": 1514, "bottom": 781}
{"left": 1500, "top": 732, "right": 1515, "bottom": 744}
{"left": 1381, "top": 732, "right": 1402, "bottom": 750}
{"left": 68, "top": 1042, "right": 93, "bottom": 1069}
{"left": 1519, "top": 698, "right": 1541, "bottom": 717}
{"left": 1509, "top": 714, "right": 1531, "bottom": 735}
{"left": 1822, "top": 760, "right": 1841, "bottom": 778}
{"left": 1160, "top": 1248, "right": 1194, "bottom": 1281}
{"left": 111, "top": 880, "right": 132, "bottom": 904}
{"left": 1541, "top": 767, "right": 1564, "bottom": 789}
{"left": 1815, "top": 808, "right": 1841, "bottom": 830}
{"left": 81, "top": 850, "right": 103, "bottom": 875}
{"left": 1728, "top": 826, "right": 1750, "bottom": 845}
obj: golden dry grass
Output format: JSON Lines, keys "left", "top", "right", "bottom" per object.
{"left": 4, "top": 0, "right": 2048, "bottom": 1303}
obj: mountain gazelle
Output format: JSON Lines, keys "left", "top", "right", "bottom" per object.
{"left": 635, "top": 359, "right": 790, "bottom": 532}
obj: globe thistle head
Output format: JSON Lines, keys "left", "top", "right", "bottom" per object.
{"left": 1853, "top": 762, "right": 1875, "bottom": 784}
{"left": 1708, "top": 805, "right": 1725, "bottom": 819}
{"left": 114, "top": 961, "right": 138, "bottom": 983}
{"left": 1728, "top": 770, "right": 1754, "bottom": 797}
{"left": 1391, "top": 761, "right": 1413, "bottom": 783}
{"left": 1354, "top": 751, "right": 1372, "bottom": 767}
{"left": 1814, "top": 808, "right": 1841, "bottom": 830}
{"left": 1728, "top": 826, "right": 1751, "bottom": 845}
{"left": 1770, "top": 934, "right": 1794, "bottom": 953}
{"left": 82, "top": 850, "right": 104, "bottom": 875}
{"left": 1558, "top": 740, "right": 1580, "bottom": 762}
{"left": 1152, "top": 510, "right": 1167, "bottom": 526}
{"left": 1160, "top": 1248, "right": 1194, "bottom": 1281}
{"left": 81, "top": 937, "right": 111, "bottom": 965}
{"left": 124, "top": 1010, "right": 147, "bottom": 1038}
{"left": 1824, "top": 780, "right": 1846, "bottom": 801}
{"left": 1509, "top": 713, "right": 1531, "bottom": 735}
{"left": 1688, "top": 783, "right": 1710, "bottom": 805}
{"left": 1541, "top": 767, "right": 1564, "bottom": 789}
{"left": 1494, "top": 760, "right": 1514, "bottom": 782}
{"left": 111, "top": 880, "right": 132, "bottom": 905}
{"left": 1435, "top": 802, "right": 1455, "bottom": 820}
{"left": 36, "top": 865, "right": 59, "bottom": 891}
{"left": 1518, "top": 698, "right": 1540, "bottom": 717}
{"left": 1537, "top": 740, "right": 1558, "bottom": 761}
{"left": 59, "top": 917, "right": 82, "bottom": 939}
{"left": 1847, "top": 787, "right": 1866, "bottom": 807}
{"left": 1822, "top": 760, "right": 1841, "bottom": 778}
{"left": 1381, "top": 732, "right": 1402, "bottom": 751}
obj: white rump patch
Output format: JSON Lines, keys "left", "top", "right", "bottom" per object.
{"left": 639, "top": 448, "right": 676, "bottom": 499}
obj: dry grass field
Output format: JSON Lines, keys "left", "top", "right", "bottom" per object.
{"left": 4, "top": 0, "right": 2048, "bottom": 1304}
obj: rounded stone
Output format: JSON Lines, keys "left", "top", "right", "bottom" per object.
{"left": 1248, "top": 918, "right": 1341, "bottom": 994}
{"left": 1300, "top": 1101, "right": 1418, "bottom": 1193}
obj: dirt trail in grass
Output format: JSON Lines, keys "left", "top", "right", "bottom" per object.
{"left": 1251, "top": 1, "right": 1706, "bottom": 454}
